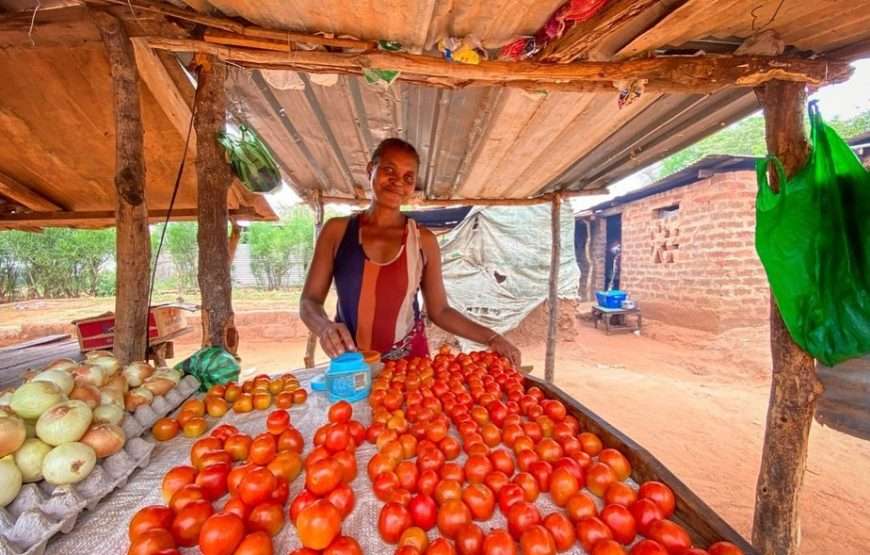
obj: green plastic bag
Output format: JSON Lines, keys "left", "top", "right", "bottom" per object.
{"left": 755, "top": 102, "right": 870, "bottom": 366}
{"left": 217, "top": 125, "right": 282, "bottom": 194}
{"left": 175, "top": 347, "right": 240, "bottom": 392}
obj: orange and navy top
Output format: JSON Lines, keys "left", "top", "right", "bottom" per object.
{"left": 333, "top": 214, "right": 429, "bottom": 359}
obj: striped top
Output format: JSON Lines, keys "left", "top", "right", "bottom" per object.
{"left": 333, "top": 214, "right": 425, "bottom": 355}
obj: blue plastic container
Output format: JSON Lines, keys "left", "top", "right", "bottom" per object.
{"left": 595, "top": 290, "right": 628, "bottom": 309}
{"left": 310, "top": 352, "right": 371, "bottom": 403}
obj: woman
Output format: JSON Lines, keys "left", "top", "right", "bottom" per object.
{"left": 300, "top": 138, "right": 521, "bottom": 367}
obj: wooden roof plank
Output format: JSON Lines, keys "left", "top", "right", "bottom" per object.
{"left": 0, "top": 170, "right": 64, "bottom": 211}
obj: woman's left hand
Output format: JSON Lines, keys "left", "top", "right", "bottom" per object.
{"left": 488, "top": 334, "right": 521, "bottom": 369}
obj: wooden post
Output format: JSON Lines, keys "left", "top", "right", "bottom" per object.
{"left": 304, "top": 194, "right": 324, "bottom": 368}
{"left": 584, "top": 219, "right": 594, "bottom": 302}
{"left": 95, "top": 12, "right": 151, "bottom": 365}
{"left": 752, "top": 80, "right": 821, "bottom": 555}
{"left": 544, "top": 193, "right": 561, "bottom": 383}
{"left": 194, "top": 55, "right": 238, "bottom": 355}
{"left": 228, "top": 221, "right": 242, "bottom": 262}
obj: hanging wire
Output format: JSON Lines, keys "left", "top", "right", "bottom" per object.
{"left": 751, "top": 0, "right": 787, "bottom": 32}
{"left": 27, "top": 0, "right": 41, "bottom": 47}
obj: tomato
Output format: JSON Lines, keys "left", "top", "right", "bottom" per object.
{"left": 437, "top": 499, "right": 472, "bottom": 539}
{"left": 519, "top": 525, "right": 556, "bottom": 555}
{"left": 195, "top": 462, "right": 230, "bottom": 501}
{"left": 333, "top": 449, "right": 358, "bottom": 483}
{"left": 599, "top": 449, "right": 632, "bottom": 481}
{"left": 506, "top": 501, "right": 541, "bottom": 540}
{"left": 247, "top": 502, "right": 284, "bottom": 536}
{"left": 191, "top": 438, "right": 223, "bottom": 469}
{"left": 324, "top": 536, "right": 363, "bottom": 555}
{"left": 681, "top": 550, "right": 710, "bottom": 555}
{"left": 169, "top": 484, "right": 206, "bottom": 513}
{"left": 170, "top": 499, "right": 213, "bottom": 547}
{"left": 440, "top": 462, "right": 464, "bottom": 482}
{"left": 278, "top": 428, "right": 305, "bottom": 453}
{"left": 708, "top": 542, "right": 744, "bottom": 555}
{"left": 427, "top": 537, "right": 457, "bottom": 555}
{"left": 592, "top": 540, "right": 628, "bottom": 555}
{"left": 238, "top": 467, "right": 277, "bottom": 507}
{"left": 161, "top": 466, "right": 197, "bottom": 503}
{"left": 398, "top": 526, "right": 429, "bottom": 552}
{"left": 534, "top": 438, "right": 562, "bottom": 463}
{"left": 576, "top": 517, "right": 613, "bottom": 552}
{"left": 629, "top": 540, "right": 668, "bottom": 555}
{"left": 379, "top": 501, "right": 413, "bottom": 544}
{"left": 290, "top": 489, "right": 319, "bottom": 524}
{"left": 206, "top": 396, "right": 229, "bottom": 418}
{"left": 348, "top": 421, "right": 366, "bottom": 446}
{"left": 127, "top": 528, "right": 176, "bottom": 555}
{"left": 298, "top": 499, "right": 342, "bottom": 549}
{"left": 223, "top": 434, "right": 252, "bottom": 462}
{"left": 462, "top": 483, "right": 495, "bottom": 521}
{"left": 578, "top": 432, "right": 603, "bottom": 456}
{"left": 396, "top": 460, "right": 419, "bottom": 492}
{"left": 368, "top": 452, "right": 398, "bottom": 480}
{"left": 276, "top": 391, "right": 294, "bottom": 409}
{"left": 325, "top": 424, "right": 352, "bottom": 453}
{"left": 232, "top": 394, "right": 254, "bottom": 413}
{"left": 198, "top": 512, "right": 245, "bottom": 555}
{"left": 435, "top": 479, "right": 463, "bottom": 505}
{"left": 326, "top": 482, "right": 355, "bottom": 518}
{"left": 488, "top": 449, "right": 515, "bottom": 476}
{"left": 182, "top": 417, "right": 208, "bottom": 438}
{"left": 227, "top": 463, "right": 255, "bottom": 498}
{"left": 542, "top": 399, "right": 566, "bottom": 421}
{"left": 266, "top": 409, "right": 290, "bottom": 435}
{"left": 586, "top": 462, "right": 617, "bottom": 497}
{"left": 328, "top": 400, "right": 353, "bottom": 424}
{"left": 267, "top": 450, "right": 302, "bottom": 482}
{"left": 306, "top": 457, "right": 342, "bottom": 496}
{"left": 600, "top": 504, "right": 637, "bottom": 545}
{"left": 408, "top": 493, "right": 437, "bottom": 530}
{"left": 152, "top": 418, "right": 180, "bottom": 442}
{"left": 497, "top": 483, "right": 525, "bottom": 515}
{"left": 482, "top": 529, "right": 517, "bottom": 555}
{"left": 512, "top": 472, "right": 539, "bottom": 503}
{"left": 646, "top": 520, "right": 691, "bottom": 554}
{"left": 484, "top": 471, "right": 510, "bottom": 495}
{"left": 233, "top": 532, "right": 274, "bottom": 555}
{"left": 638, "top": 481, "right": 676, "bottom": 518}
{"left": 628, "top": 499, "right": 664, "bottom": 536}
{"left": 129, "top": 506, "right": 174, "bottom": 542}
{"left": 249, "top": 433, "right": 277, "bottom": 466}
{"left": 542, "top": 512, "right": 575, "bottom": 551}
{"left": 253, "top": 392, "right": 272, "bottom": 410}
{"left": 515, "top": 449, "right": 539, "bottom": 473}
{"left": 223, "top": 497, "right": 250, "bottom": 521}
{"left": 605, "top": 482, "right": 638, "bottom": 507}
{"left": 292, "top": 389, "right": 308, "bottom": 405}
{"left": 271, "top": 477, "right": 290, "bottom": 506}
{"left": 455, "top": 522, "right": 484, "bottom": 555}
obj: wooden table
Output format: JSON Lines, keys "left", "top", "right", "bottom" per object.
{"left": 591, "top": 304, "right": 642, "bottom": 334}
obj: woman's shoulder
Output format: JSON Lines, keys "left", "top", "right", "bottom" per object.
{"left": 322, "top": 215, "right": 352, "bottom": 236}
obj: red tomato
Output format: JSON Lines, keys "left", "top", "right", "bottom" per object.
{"left": 328, "top": 400, "right": 352, "bottom": 424}
{"left": 170, "top": 499, "right": 213, "bottom": 547}
{"left": 129, "top": 506, "right": 174, "bottom": 543}
{"left": 461, "top": 483, "right": 496, "bottom": 521}
{"left": 333, "top": 449, "right": 358, "bottom": 483}
{"left": 198, "top": 512, "right": 245, "bottom": 555}
{"left": 233, "top": 532, "right": 274, "bottom": 555}
{"left": 266, "top": 410, "right": 290, "bottom": 435}
{"left": 497, "top": 483, "right": 525, "bottom": 515}
{"left": 551, "top": 457, "right": 583, "bottom": 483}
{"left": 599, "top": 449, "right": 632, "bottom": 481}
{"left": 434, "top": 479, "right": 463, "bottom": 505}
{"left": 325, "top": 423, "right": 352, "bottom": 453}
{"left": 327, "top": 482, "right": 356, "bottom": 518}
{"left": 428, "top": 537, "right": 458, "bottom": 555}
{"left": 586, "top": 463, "right": 617, "bottom": 497}
{"left": 278, "top": 428, "right": 305, "bottom": 453}
{"left": 440, "top": 462, "right": 465, "bottom": 482}
{"left": 519, "top": 524, "right": 557, "bottom": 555}
{"left": 578, "top": 432, "right": 603, "bottom": 456}
{"left": 195, "top": 462, "right": 230, "bottom": 501}
{"left": 373, "top": 471, "right": 401, "bottom": 501}
{"left": 249, "top": 433, "right": 278, "bottom": 466}
{"left": 528, "top": 461, "right": 553, "bottom": 492}
{"left": 506, "top": 501, "right": 541, "bottom": 540}
{"left": 455, "top": 523, "right": 485, "bottom": 555}
{"left": 646, "top": 520, "right": 692, "bottom": 554}
{"left": 482, "top": 529, "right": 517, "bottom": 555}
{"left": 708, "top": 542, "right": 745, "bottom": 555}
{"left": 306, "top": 457, "right": 342, "bottom": 496}
{"left": 395, "top": 461, "right": 419, "bottom": 492}
{"left": 534, "top": 438, "right": 562, "bottom": 463}
{"left": 161, "top": 466, "right": 197, "bottom": 503}
{"left": 408, "top": 494, "right": 438, "bottom": 530}
{"left": 592, "top": 540, "right": 628, "bottom": 555}
{"left": 324, "top": 536, "right": 363, "bottom": 555}
{"left": 239, "top": 467, "right": 277, "bottom": 507}
{"left": 512, "top": 472, "right": 539, "bottom": 503}
{"left": 463, "top": 455, "right": 493, "bottom": 484}
{"left": 488, "top": 449, "right": 515, "bottom": 476}
{"left": 290, "top": 489, "right": 319, "bottom": 524}
{"left": 629, "top": 540, "right": 669, "bottom": 555}
{"left": 379, "top": 501, "right": 413, "bottom": 544}
{"left": 437, "top": 499, "right": 472, "bottom": 539}
{"left": 628, "top": 499, "right": 664, "bottom": 536}
{"left": 127, "top": 528, "right": 176, "bottom": 555}
{"left": 225, "top": 435, "right": 253, "bottom": 462}
{"left": 600, "top": 504, "right": 637, "bottom": 545}
{"left": 638, "top": 481, "right": 676, "bottom": 518}
{"left": 548, "top": 467, "right": 579, "bottom": 507}
{"left": 247, "top": 502, "right": 284, "bottom": 536}
{"left": 417, "top": 468, "right": 439, "bottom": 497}
{"left": 515, "top": 449, "right": 539, "bottom": 473}
{"left": 297, "top": 499, "right": 342, "bottom": 550}
{"left": 542, "top": 512, "right": 575, "bottom": 551}
{"left": 223, "top": 497, "right": 250, "bottom": 520}
{"left": 576, "top": 517, "right": 614, "bottom": 553}
{"left": 169, "top": 484, "right": 206, "bottom": 513}
{"left": 191, "top": 437, "right": 223, "bottom": 469}
{"left": 439, "top": 436, "right": 462, "bottom": 460}
{"left": 605, "top": 482, "right": 638, "bottom": 507}
{"left": 484, "top": 471, "right": 510, "bottom": 495}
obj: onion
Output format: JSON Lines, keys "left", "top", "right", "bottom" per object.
{"left": 143, "top": 377, "right": 175, "bottom": 397}
{"left": 85, "top": 350, "right": 114, "bottom": 360}
{"left": 0, "top": 391, "right": 13, "bottom": 408}
{"left": 89, "top": 356, "right": 121, "bottom": 377}
{"left": 31, "top": 370, "right": 75, "bottom": 396}
{"left": 100, "top": 387, "right": 124, "bottom": 409}
{"left": 103, "top": 374, "right": 129, "bottom": 394}
{"left": 23, "top": 420, "right": 36, "bottom": 439}
{"left": 123, "top": 362, "right": 155, "bottom": 388}
{"left": 10, "top": 382, "right": 66, "bottom": 420}
{"left": 42, "top": 442, "right": 96, "bottom": 485}
{"left": 71, "top": 364, "right": 106, "bottom": 388}
{"left": 0, "top": 455, "right": 22, "bottom": 506}
{"left": 45, "top": 358, "right": 78, "bottom": 372}
{"left": 80, "top": 423, "right": 125, "bottom": 458}
{"left": 124, "top": 387, "right": 153, "bottom": 411}
{"left": 69, "top": 383, "right": 101, "bottom": 409}
{"left": 93, "top": 404, "right": 125, "bottom": 426}
{"left": 21, "top": 369, "right": 40, "bottom": 383}
{"left": 152, "top": 368, "right": 182, "bottom": 384}
{"left": 14, "top": 438, "right": 51, "bottom": 482}
{"left": 0, "top": 409, "right": 25, "bottom": 457}
{"left": 36, "top": 400, "right": 93, "bottom": 446}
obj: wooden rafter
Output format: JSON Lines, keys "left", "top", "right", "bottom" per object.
{"left": 0, "top": 171, "right": 63, "bottom": 211}
{"left": 0, "top": 208, "right": 258, "bottom": 228}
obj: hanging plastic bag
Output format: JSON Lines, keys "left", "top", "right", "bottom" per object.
{"left": 217, "top": 125, "right": 282, "bottom": 194}
{"left": 755, "top": 102, "right": 870, "bottom": 366}
{"left": 175, "top": 346, "right": 240, "bottom": 392}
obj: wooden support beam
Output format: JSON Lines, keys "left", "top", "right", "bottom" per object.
{"left": 194, "top": 55, "right": 238, "bottom": 355}
{"left": 0, "top": 208, "right": 258, "bottom": 228}
{"left": 95, "top": 11, "right": 150, "bottom": 365}
{"left": 751, "top": 80, "right": 820, "bottom": 555}
{"left": 319, "top": 189, "right": 600, "bottom": 207}
{"left": 544, "top": 193, "right": 561, "bottom": 383}
{"left": 0, "top": 171, "right": 63, "bottom": 211}
{"left": 304, "top": 193, "right": 324, "bottom": 369}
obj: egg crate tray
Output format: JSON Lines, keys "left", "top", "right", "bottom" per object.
{"left": 0, "top": 375, "right": 200, "bottom": 555}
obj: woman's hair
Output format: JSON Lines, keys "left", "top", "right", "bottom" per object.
{"left": 371, "top": 138, "right": 420, "bottom": 165}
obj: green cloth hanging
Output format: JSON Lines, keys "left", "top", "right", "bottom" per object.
{"left": 175, "top": 346, "right": 240, "bottom": 392}
{"left": 755, "top": 102, "right": 870, "bottom": 366}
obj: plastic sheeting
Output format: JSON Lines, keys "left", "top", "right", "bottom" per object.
{"left": 437, "top": 205, "right": 579, "bottom": 348}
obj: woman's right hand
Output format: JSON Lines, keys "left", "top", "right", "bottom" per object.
{"left": 317, "top": 322, "right": 357, "bottom": 359}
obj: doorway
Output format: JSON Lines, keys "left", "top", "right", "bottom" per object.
{"left": 604, "top": 214, "right": 622, "bottom": 290}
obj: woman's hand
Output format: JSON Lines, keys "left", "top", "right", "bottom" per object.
{"left": 317, "top": 322, "right": 357, "bottom": 359}
{"left": 488, "top": 334, "right": 521, "bottom": 369}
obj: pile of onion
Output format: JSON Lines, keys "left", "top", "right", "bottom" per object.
{"left": 72, "top": 364, "right": 106, "bottom": 388}
{"left": 35, "top": 400, "right": 93, "bottom": 446}
{"left": 0, "top": 456, "right": 22, "bottom": 506}
{"left": 88, "top": 356, "right": 120, "bottom": 377}
{"left": 80, "top": 423, "right": 125, "bottom": 458}
{"left": 123, "top": 362, "right": 155, "bottom": 388}
{"left": 14, "top": 438, "right": 51, "bottom": 482}
{"left": 124, "top": 387, "right": 153, "bottom": 411}
{"left": 70, "top": 383, "right": 101, "bottom": 409}
{"left": 31, "top": 369, "right": 75, "bottom": 396}
{"left": 93, "top": 404, "right": 125, "bottom": 426}
{"left": 10, "top": 382, "right": 65, "bottom": 420}
{"left": 42, "top": 442, "right": 96, "bottom": 485}
{"left": 0, "top": 409, "right": 25, "bottom": 457}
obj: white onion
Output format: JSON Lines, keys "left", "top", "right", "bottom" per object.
{"left": 14, "top": 438, "right": 51, "bottom": 482}
{"left": 31, "top": 370, "right": 75, "bottom": 396}
{"left": 89, "top": 356, "right": 121, "bottom": 377}
{"left": 124, "top": 387, "right": 153, "bottom": 411}
{"left": 10, "top": 382, "right": 66, "bottom": 420}
{"left": 93, "top": 404, "right": 125, "bottom": 426}
{"left": 85, "top": 350, "right": 113, "bottom": 360}
{"left": 123, "top": 362, "right": 155, "bottom": 388}
{"left": 99, "top": 387, "right": 124, "bottom": 409}
{"left": 36, "top": 400, "right": 93, "bottom": 446}
{"left": 0, "top": 391, "right": 12, "bottom": 408}
{"left": 143, "top": 377, "right": 175, "bottom": 397}
{"left": 0, "top": 456, "right": 22, "bottom": 506}
{"left": 80, "top": 423, "right": 125, "bottom": 458}
{"left": 152, "top": 368, "right": 182, "bottom": 384}
{"left": 69, "top": 383, "right": 101, "bottom": 409}
{"left": 45, "top": 359, "right": 78, "bottom": 372}
{"left": 0, "top": 409, "right": 25, "bottom": 457}
{"left": 103, "top": 374, "right": 129, "bottom": 394}
{"left": 42, "top": 442, "right": 96, "bottom": 485}
{"left": 71, "top": 364, "right": 106, "bottom": 388}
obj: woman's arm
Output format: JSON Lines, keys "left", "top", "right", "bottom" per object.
{"left": 419, "top": 228, "right": 521, "bottom": 367}
{"left": 300, "top": 218, "right": 356, "bottom": 358}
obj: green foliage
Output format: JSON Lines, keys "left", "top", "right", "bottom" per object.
{"left": 247, "top": 206, "right": 315, "bottom": 290}
{"left": 151, "top": 222, "right": 198, "bottom": 293}
{"left": 0, "top": 233, "right": 19, "bottom": 302}
{"left": 95, "top": 270, "right": 116, "bottom": 297}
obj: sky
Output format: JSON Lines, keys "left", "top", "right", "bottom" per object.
{"left": 262, "top": 59, "right": 870, "bottom": 215}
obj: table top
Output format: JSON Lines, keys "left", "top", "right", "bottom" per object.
{"left": 592, "top": 304, "right": 640, "bottom": 313}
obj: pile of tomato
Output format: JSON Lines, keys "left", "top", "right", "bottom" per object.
{"left": 361, "top": 349, "right": 744, "bottom": 555}
{"left": 127, "top": 407, "right": 305, "bottom": 555}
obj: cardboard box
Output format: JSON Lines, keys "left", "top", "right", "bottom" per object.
{"left": 73, "top": 304, "right": 193, "bottom": 353}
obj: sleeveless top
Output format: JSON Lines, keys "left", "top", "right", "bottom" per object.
{"left": 333, "top": 214, "right": 428, "bottom": 359}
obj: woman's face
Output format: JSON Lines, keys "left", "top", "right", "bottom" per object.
{"left": 368, "top": 146, "right": 418, "bottom": 209}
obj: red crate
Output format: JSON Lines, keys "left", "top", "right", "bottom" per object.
{"left": 73, "top": 304, "right": 191, "bottom": 353}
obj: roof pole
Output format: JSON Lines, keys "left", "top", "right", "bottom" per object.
{"left": 752, "top": 80, "right": 821, "bottom": 555}
{"left": 304, "top": 190, "right": 324, "bottom": 368}
{"left": 545, "top": 193, "right": 561, "bottom": 383}
{"left": 95, "top": 11, "right": 150, "bottom": 365}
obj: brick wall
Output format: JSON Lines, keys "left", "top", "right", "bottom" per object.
{"left": 617, "top": 170, "right": 769, "bottom": 332}
{"left": 589, "top": 218, "right": 607, "bottom": 294}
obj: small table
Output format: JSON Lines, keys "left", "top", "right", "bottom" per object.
{"left": 591, "top": 305, "right": 642, "bottom": 335}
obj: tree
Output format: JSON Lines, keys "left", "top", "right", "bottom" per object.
{"left": 151, "top": 222, "right": 198, "bottom": 293}
{"left": 247, "top": 205, "right": 315, "bottom": 290}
